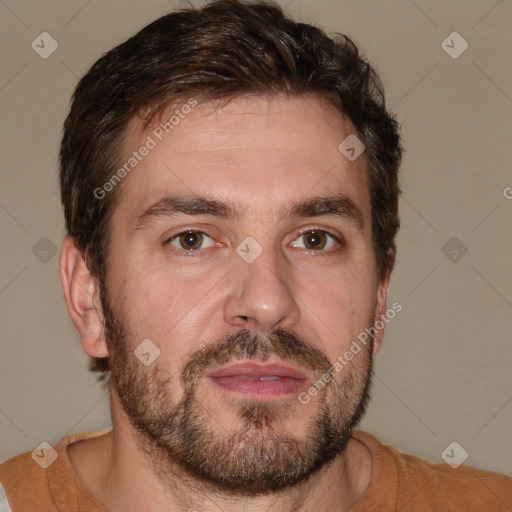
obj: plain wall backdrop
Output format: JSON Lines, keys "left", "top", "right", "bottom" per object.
{"left": 0, "top": 0, "right": 511, "bottom": 476}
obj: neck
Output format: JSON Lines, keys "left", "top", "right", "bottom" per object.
{"left": 69, "top": 418, "right": 372, "bottom": 512}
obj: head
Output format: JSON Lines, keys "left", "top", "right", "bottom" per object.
{"left": 59, "top": 0, "right": 401, "bottom": 495}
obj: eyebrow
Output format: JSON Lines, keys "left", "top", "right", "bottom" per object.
{"left": 132, "top": 193, "right": 364, "bottom": 231}
{"left": 287, "top": 194, "right": 364, "bottom": 231}
{"left": 133, "top": 196, "right": 237, "bottom": 230}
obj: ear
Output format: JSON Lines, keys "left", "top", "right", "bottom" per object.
{"left": 371, "top": 248, "right": 396, "bottom": 356}
{"left": 59, "top": 235, "right": 109, "bottom": 358}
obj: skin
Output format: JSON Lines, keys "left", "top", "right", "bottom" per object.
{"left": 60, "top": 94, "right": 395, "bottom": 512}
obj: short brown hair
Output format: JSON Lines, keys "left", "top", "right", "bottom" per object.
{"left": 59, "top": 0, "right": 402, "bottom": 380}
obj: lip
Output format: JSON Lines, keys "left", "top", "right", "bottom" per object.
{"left": 207, "top": 361, "right": 310, "bottom": 398}
{"left": 209, "top": 362, "right": 308, "bottom": 380}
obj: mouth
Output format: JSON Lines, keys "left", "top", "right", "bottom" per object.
{"left": 207, "top": 361, "right": 310, "bottom": 398}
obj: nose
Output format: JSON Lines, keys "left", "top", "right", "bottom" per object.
{"left": 223, "top": 242, "right": 301, "bottom": 333}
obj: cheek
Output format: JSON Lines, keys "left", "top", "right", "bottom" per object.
{"left": 302, "top": 266, "right": 376, "bottom": 356}
{"left": 111, "top": 262, "right": 222, "bottom": 357}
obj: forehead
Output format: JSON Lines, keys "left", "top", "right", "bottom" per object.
{"left": 113, "top": 94, "right": 371, "bottom": 225}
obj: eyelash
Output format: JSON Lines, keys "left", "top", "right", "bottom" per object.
{"left": 164, "top": 229, "right": 218, "bottom": 257}
{"left": 290, "top": 228, "right": 343, "bottom": 254}
{"left": 163, "top": 228, "right": 344, "bottom": 257}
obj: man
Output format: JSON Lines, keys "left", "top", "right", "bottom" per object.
{"left": 1, "top": 0, "right": 510, "bottom": 510}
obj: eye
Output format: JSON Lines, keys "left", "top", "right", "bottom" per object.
{"left": 166, "top": 230, "right": 216, "bottom": 251}
{"left": 290, "top": 230, "right": 340, "bottom": 251}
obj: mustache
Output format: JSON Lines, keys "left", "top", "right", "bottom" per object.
{"left": 180, "top": 327, "right": 332, "bottom": 391}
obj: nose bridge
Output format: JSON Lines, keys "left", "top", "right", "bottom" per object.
{"left": 223, "top": 237, "right": 301, "bottom": 331}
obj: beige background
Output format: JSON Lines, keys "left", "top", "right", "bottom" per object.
{"left": 0, "top": 0, "right": 511, "bottom": 477}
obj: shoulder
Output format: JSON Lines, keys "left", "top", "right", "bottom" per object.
{"left": 0, "top": 428, "right": 112, "bottom": 511}
{"left": 0, "top": 449, "right": 53, "bottom": 511}
{"left": 353, "top": 431, "right": 512, "bottom": 511}
{"left": 398, "top": 449, "right": 512, "bottom": 509}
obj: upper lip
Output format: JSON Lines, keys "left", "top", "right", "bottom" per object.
{"left": 208, "top": 361, "right": 309, "bottom": 380}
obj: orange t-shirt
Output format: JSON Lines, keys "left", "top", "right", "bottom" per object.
{"left": 1, "top": 428, "right": 511, "bottom": 511}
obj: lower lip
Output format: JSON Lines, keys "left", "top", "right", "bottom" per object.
{"left": 209, "top": 376, "right": 306, "bottom": 398}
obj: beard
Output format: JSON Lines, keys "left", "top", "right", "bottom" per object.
{"left": 102, "top": 293, "right": 374, "bottom": 496}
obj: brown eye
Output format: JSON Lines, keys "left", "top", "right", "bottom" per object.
{"left": 303, "top": 231, "right": 327, "bottom": 250}
{"left": 290, "top": 230, "right": 339, "bottom": 251}
{"left": 179, "top": 231, "right": 203, "bottom": 250}
{"left": 168, "top": 231, "right": 214, "bottom": 251}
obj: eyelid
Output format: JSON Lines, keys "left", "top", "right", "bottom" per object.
{"left": 163, "top": 228, "right": 220, "bottom": 257}
{"left": 161, "top": 221, "right": 225, "bottom": 242}
{"left": 291, "top": 226, "right": 343, "bottom": 245}
{"left": 163, "top": 227, "right": 213, "bottom": 245}
{"left": 292, "top": 227, "right": 345, "bottom": 253}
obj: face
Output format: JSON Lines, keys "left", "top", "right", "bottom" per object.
{"left": 102, "top": 95, "right": 388, "bottom": 494}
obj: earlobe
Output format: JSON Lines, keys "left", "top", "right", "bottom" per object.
{"left": 59, "top": 236, "right": 109, "bottom": 358}
{"left": 372, "top": 248, "right": 396, "bottom": 356}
